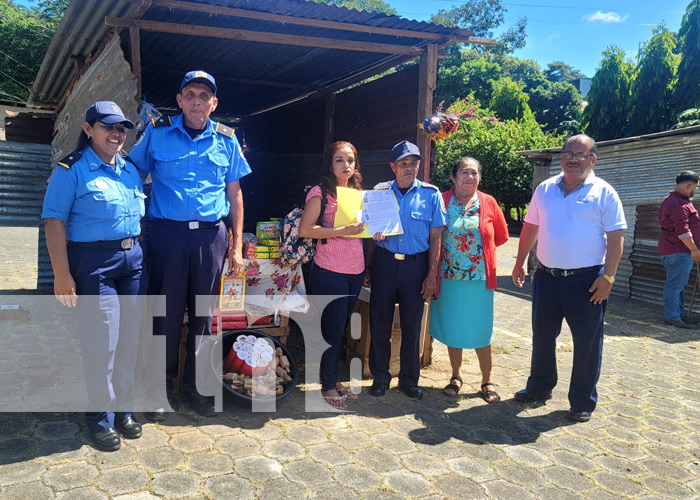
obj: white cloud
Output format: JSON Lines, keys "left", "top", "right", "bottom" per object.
{"left": 583, "top": 11, "right": 629, "bottom": 23}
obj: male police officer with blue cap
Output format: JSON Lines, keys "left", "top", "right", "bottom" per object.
{"left": 130, "top": 71, "right": 251, "bottom": 420}
{"left": 366, "top": 141, "right": 446, "bottom": 399}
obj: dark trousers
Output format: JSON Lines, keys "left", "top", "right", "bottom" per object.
{"left": 527, "top": 268, "right": 606, "bottom": 413}
{"left": 369, "top": 247, "right": 428, "bottom": 386}
{"left": 68, "top": 242, "right": 145, "bottom": 434}
{"left": 310, "top": 264, "right": 363, "bottom": 392}
{"left": 147, "top": 220, "right": 228, "bottom": 395}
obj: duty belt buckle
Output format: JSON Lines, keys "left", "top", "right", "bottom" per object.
{"left": 394, "top": 253, "right": 405, "bottom": 261}
{"left": 120, "top": 238, "right": 133, "bottom": 250}
{"left": 189, "top": 221, "right": 199, "bottom": 230}
{"left": 560, "top": 269, "right": 572, "bottom": 277}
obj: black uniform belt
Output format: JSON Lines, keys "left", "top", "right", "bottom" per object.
{"left": 69, "top": 238, "right": 138, "bottom": 250}
{"left": 377, "top": 246, "right": 428, "bottom": 261}
{"left": 537, "top": 263, "right": 601, "bottom": 277}
{"left": 153, "top": 218, "right": 223, "bottom": 230}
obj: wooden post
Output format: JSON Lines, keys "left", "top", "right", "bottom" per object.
{"left": 129, "top": 27, "right": 142, "bottom": 102}
{"left": 417, "top": 43, "right": 438, "bottom": 183}
{"left": 323, "top": 94, "right": 336, "bottom": 154}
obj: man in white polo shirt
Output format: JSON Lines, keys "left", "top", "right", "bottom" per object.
{"left": 511, "top": 134, "right": 626, "bottom": 423}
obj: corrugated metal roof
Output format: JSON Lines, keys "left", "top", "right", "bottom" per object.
{"left": 29, "top": 0, "right": 476, "bottom": 116}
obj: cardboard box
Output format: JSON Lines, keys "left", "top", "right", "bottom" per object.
{"left": 256, "top": 221, "right": 280, "bottom": 241}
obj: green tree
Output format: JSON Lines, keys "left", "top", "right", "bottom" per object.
{"left": 672, "top": 0, "right": 700, "bottom": 114}
{"left": 529, "top": 80, "right": 582, "bottom": 134}
{"left": 430, "top": 0, "right": 527, "bottom": 54}
{"left": 627, "top": 24, "right": 679, "bottom": 136}
{"left": 433, "top": 99, "right": 561, "bottom": 220}
{"left": 582, "top": 45, "right": 632, "bottom": 141}
{"left": 544, "top": 61, "right": 586, "bottom": 83}
{"left": 489, "top": 77, "right": 531, "bottom": 121}
{"left": 436, "top": 55, "right": 501, "bottom": 109}
{"left": 30, "top": 0, "right": 69, "bottom": 28}
{"left": 671, "top": 108, "right": 700, "bottom": 129}
{"left": 312, "top": 0, "right": 396, "bottom": 15}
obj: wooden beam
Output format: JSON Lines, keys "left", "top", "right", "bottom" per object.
{"left": 128, "top": 0, "right": 152, "bottom": 19}
{"left": 141, "top": 66, "right": 321, "bottom": 91}
{"left": 129, "top": 27, "right": 142, "bottom": 102}
{"left": 323, "top": 94, "right": 336, "bottom": 154}
{"left": 416, "top": 44, "right": 437, "bottom": 183}
{"left": 105, "top": 17, "right": 424, "bottom": 56}
{"left": 115, "top": 0, "right": 477, "bottom": 43}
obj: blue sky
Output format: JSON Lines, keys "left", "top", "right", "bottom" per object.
{"left": 391, "top": 0, "right": 690, "bottom": 77}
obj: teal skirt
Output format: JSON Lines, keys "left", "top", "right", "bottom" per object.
{"left": 430, "top": 278, "right": 494, "bottom": 349}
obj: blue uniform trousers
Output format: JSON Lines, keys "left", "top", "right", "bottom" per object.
{"left": 147, "top": 220, "right": 228, "bottom": 395}
{"left": 369, "top": 247, "right": 428, "bottom": 386}
{"left": 68, "top": 242, "right": 145, "bottom": 434}
{"left": 527, "top": 268, "right": 606, "bottom": 413}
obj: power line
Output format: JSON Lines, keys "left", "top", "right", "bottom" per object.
{"left": 0, "top": 87, "right": 23, "bottom": 101}
{"left": 0, "top": 69, "right": 30, "bottom": 90}
{"left": 0, "top": 49, "right": 36, "bottom": 72}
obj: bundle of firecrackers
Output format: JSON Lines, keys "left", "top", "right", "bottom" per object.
{"left": 222, "top": 334, "right": 292, "bottom": 398}
{"left": 418, "top": 113, "right": 460, "bottom": 141}
{"left": 254, "top": 221, "right": 281, "bottom": 259}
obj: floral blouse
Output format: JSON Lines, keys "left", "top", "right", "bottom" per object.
{"left": 440, "top": 195, "right": 486, "bottom": 281}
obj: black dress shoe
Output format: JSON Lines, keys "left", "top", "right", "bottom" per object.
{"left": 144, "top": 408, "right": 169, "bottom": 423}
{"left": 369, "top": 382, "right": 389, "bottom": 397}
{"left": 91, "top": 428, "right": 121, "bottom": 452}
{"left": 116, "top": 416, "right": 142, "bottom": 439}
{"left": 184, "top": 392, "right": 216, "bottom": 417}
{"left": 665, "top": 318, "right": 694, "bottom": 329}
{"left": 514, "top": 388, "right": 552, "bottom": 403}
{"left": 681, "top": 314, "right": 699, "bottom": 325}
{"left": 567, "top": 410, "right": 592, "bottom": 422}
{"left": 398, "top": 385, "right": 423, "bottom": 399}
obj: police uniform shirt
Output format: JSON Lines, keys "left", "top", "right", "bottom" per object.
{"left": 42, "top": 146, "right": 145, "bottom": 242}
{"left": 375, "top": 178, "right": 447, "bottom": 255}
{"left": 129, "top": 114, "right": 252, "bottom": 222}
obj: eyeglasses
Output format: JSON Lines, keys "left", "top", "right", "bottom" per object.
{"left": 561, "top": 151, "right": 594, "bottom": 161}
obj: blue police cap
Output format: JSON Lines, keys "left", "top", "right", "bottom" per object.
{"left": 391, "top": 140, "right": 423, "bottom": 162}
{"left": 85, "top": 101, "right": 134, "bottom": 129}
{"left": 179, "top": 70, "right": 217, "bottom": 95}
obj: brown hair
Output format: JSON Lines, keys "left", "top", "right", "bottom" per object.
{"left": 320, "top": 141, "right": 363, "bottom": 195}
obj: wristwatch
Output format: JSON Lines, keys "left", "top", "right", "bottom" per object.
{"left": 602, "top": 274, "right": 615, "bottom": 284}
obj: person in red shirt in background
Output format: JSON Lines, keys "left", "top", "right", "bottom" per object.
{"left": 658, "top": 171, "right": 700, "bottom": 329}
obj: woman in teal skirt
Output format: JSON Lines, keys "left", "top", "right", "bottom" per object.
{"left": 431, "top": 157, "right": 509, "bottom": 402}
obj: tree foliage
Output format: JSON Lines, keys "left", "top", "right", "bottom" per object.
{"left": 544, "top": 61, "right": 586, "bottom": 83}
{"left": 528, "top": 80, "right": 582, "bottom": 134}
{"left": 671, "top": 108, "right": 700, "bottom": 129}
{"left": 672, "top": 0, "right": 700, "bottom": 114}
{"left": 489, "top": 77, "right": 531, "bottom": 121}
{"left": 582, "top": 45, "right": 632, "bottom": 141}
{"left": 312, "top": 0, "right": 396, "bottom": 15}
{"left": 433, "top": 99, "right": 562, "bottom": 218}
{"left": 626, "top": 24, "right": 679, "bottom": 136}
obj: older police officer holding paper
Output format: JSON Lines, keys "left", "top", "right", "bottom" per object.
{"left": 366, "top": 141, "right": 446, "bottom": 399}
{"left": 130, "top": 71, "right": 251, "bottom": 420}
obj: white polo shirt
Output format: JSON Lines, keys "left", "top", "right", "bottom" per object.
{"left": 525, "top": 172, "right": 626, "bottom": 269}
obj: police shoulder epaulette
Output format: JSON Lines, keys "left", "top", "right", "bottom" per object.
{"left": 420, "top": 181, "right": 440, "bottom": 191}
{"left": 214, "top": 122, "right": 235, "bottom": 139}
{"left": 373, "top": 181, "right": 392, "bottom": 190}
{"left": 56, "top": 152, "right": 82, "bottom": 170}
{"left": 151, "top": 116, "right": 172, "bottom": 128}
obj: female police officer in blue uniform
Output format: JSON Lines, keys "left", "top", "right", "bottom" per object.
{"left": 42, "top": 101, "right": 146, "bottom": 452}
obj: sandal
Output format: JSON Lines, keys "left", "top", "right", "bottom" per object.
{"left": 479, "top": 383, "right": 501, "bottom": 404}
{"left": 322, "top": 390, "right": 348, "bottom": 410}
{"left": 443, "top": 376, "right": 463, "bottom": 397}
{"left": 336, "top": 383, "right": 359, "bottom": 400}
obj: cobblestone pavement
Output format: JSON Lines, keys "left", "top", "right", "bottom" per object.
{"left": 1, "top": 238, "right": 700, "bottom": 499}
{"left": 0, "top": 227, "right": 39, "bottom": 291}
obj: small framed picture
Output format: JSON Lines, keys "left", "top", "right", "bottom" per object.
{"left": 219, "top": 274, "right": 246, "bottom": 312}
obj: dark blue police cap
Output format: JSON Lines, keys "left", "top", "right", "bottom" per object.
{"left": 85, "top": 101, "right": 134, "bottom": 129}
{"left": 179, "top": 70, "right": 217, "bottom": 95}
{"left": 391, "top": 140, "right": 423, "bottom": 162}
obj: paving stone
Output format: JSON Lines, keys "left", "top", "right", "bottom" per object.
{"left": 112, "top": 493, "right": 161, "bottom": 500}
{"left": 308, "top": 443, "right": 353, "bottom": 466}
{"left": 308, "top": 416, "right": 348, "bottom": 430}
{"left": 533, "top": 486, "right": 584, "bottom": 500}
{"left": 241, "top": 422, "right": 284, "bottom": 441}
{"left": 283, "top": 458, "right": 332, "bottom": 486}
{"left": 262, "top": 439, "right": 305, "bottom": 461}
{"left": 502, "top": 446, "right": 551, "bottom": 468}
{"left": 0, "top": 436, "right": 38, "bottom": 461}
{"left": 38, "top": 439, "right": 88, "bottom": 464}
{"left": 151, "top": 471, "right": 201, "bottom": 498}
{"left": 598, "top": 439, "right": 649, "bottom": 460}
{"left": 361, "top": 492, "right": 406, "bottom": 500}
{"left": 595, "top": 455, "right": 645, "bottom": 476}
{"left": 256, "top": 478, "right": 306, "bottom": 500}
{"left": 216, "top": 434, "right": 261, "bottom": 458}
{"left": 542, "top": 466, "right": 597, "bottom": 493}
{"left": 447, "top": 457, "right": 497, "bottom": 483}
{"left": 186, "top": 451, "right": 233, "bottom": 477}
{"left": 553, "top": 434, "right": 601, "bottom": 457}
{"left": 328, "top": 428, "right": 370, "bottom": 450}
{"left": 198, "top": 424, "right": 240, "bottom": 437}
{"left": 590, "top": 471, "right": 645, "bottom": 497}
{"left": 42, "top": 462, "right": 98, "bottom": 491}
{"left": 471, "top": 426, "right": 515, "bottom": 445}
{"left": 86, "top": 445, "right": 137, "bottom": 469}
{"left": 493, "top": 463, "right": 545, "bottom": 488}
{"left": 56, "top": 487, "right": 108, "bottom": 500}
{"left": 169, "top": 430, "right": 213, "bottom": 453}
{"left": 399, "top": 452, "right": 447, "bottom": 477}
{"left": 95, "top": 466, "right": 150, "bottom": 496}
{"left": 0, "top": 481, "right": 54, "bottom": 500}
{"left": 371, "top": 433, "right": 417, "bottom": 454}
{"left": 383, "top": 470, "right": 432, "bottom": 498}
{"left": 483, "top": 479, "right": 536, "bottom": 500}
{"left": 641, "top": 476, "right": 698, "bottom": 499}
{"left": 137, "top": 447, "right": 184, "bottom": 472}
{"left": 415, "top": 440, "right": 462, "bottom": 459}
{"left": 0, "top": 459, "right": 46, "bottom": 486}
{"left": 34, "top": 421, "right": 81, "bottom": 441}
{"left": 641, "top": 458, "right": 694, "bottom": 481}
{"left": 457, "top": 441, "right": 508, "bottom": 462}
{"left": 332, "top": 464, "right": 381, "bottom": 492}
{"left": 345, "top": 416, "right": 387, "bottom": 435}
{"left": 124, "top": 426, "right": 169, "bottom": 450}
{"left": 353, "top": 447, "right": 401, "bottom": 472}
{"left": 433, "top": 474, "right": 487, "bottom": 499}
{"left": 549, "top": 449, "right": 597, "bottom": 472}
{"left": 309, "top": 483, "right": 361, "bottom": 500}
{"left": 286, "top": 424, "right": 327, "bottom": 445}
{"left": 605, "top": 425, "right": 647, "bottom": 444}
{"left": 576, "top": 489, "right": 621, "bottom": 500}
{"left": 234, "top": 456, "right": 283, "bottom": 481}
{"left": 644, "top": 444, "right": 694, "bottom": 463}
{"left": 204, "top": 475, "right": 255, "bottom": 500}
{"left": 0, "top": 414, "right": 35, "bottom": 436}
